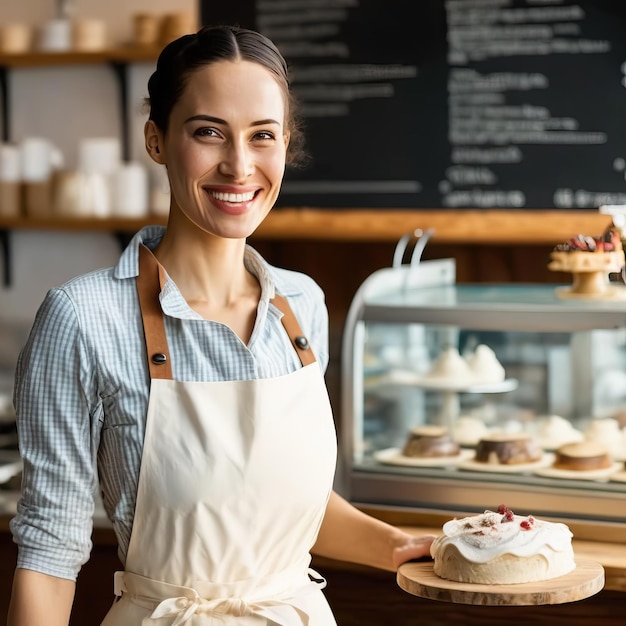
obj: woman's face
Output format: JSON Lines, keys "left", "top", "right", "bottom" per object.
{"left": 150, "top": 59, "right": 289, "bottom": 240}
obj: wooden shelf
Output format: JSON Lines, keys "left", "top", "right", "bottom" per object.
{"left": 0, "top": 46, "right": 161, "bottom": 68}
{"left": 0, "top": 209, "right": 613, "bottom": 244}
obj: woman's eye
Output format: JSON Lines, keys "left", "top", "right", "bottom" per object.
{"left": 254, "top": 130, "right": 275, "bottom": 141}
{"left": 194, "top": 127, "right": 219, "bottom": 138}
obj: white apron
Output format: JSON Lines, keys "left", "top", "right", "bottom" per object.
{"left": 101, "top": 244, "right": 338, "bottom": 626}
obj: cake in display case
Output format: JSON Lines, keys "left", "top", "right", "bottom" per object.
{"left": 339, "top": 253, "right": 626, "bottom": 526}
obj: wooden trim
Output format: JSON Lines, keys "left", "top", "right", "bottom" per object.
{"left": 253, "top": 209, "right": 613, "bottom": 244}
{"left": 0, "top": 210, "right": 614, "bottom": 244}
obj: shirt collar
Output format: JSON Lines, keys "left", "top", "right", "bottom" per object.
{"left": 114, "top": 226, "right": 305, "bottom": 315}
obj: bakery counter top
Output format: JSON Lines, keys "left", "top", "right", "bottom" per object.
{"left": 1, "top": 493, "right": 625, "bottom": 591}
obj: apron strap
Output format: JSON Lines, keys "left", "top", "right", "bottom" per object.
{"left": 136, "top": 243, "right": 316, "bottom": 376}
{"left": 137, "top": 244, "right": 173, "bottom": 380}
{"left": 272, "top": 294, "right": 316, "bottom": 367}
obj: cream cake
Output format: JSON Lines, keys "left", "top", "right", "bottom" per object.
{"left": 584, "top": 418, "right": 626, "bottom": 459}
{"left": 424, "top": 347, "right": 472, "bottom": 381}
{"left": 465, "top": 344, "right": 506, "bottom": 384}
{"left": 430, "top": 505, "right": 576, "bottom": 584}
{"left": 536, "top": 415, "right": 584, "bottom": 450}
{"left": 453, "top": 415, "right": 490, "bottom": 447}
{"left": 424, "top": 345, "right": 506, "bottom": 385}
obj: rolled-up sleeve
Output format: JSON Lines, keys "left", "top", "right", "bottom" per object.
{"left": 10, "top": 287, "right": 98, "bottom": 580}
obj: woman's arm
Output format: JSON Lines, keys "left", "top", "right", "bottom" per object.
{"left": 311, "top": 490, "right": 436, "bottom": 572}
{"left": 7, "top": 569, "right": 75, "bottom": 626}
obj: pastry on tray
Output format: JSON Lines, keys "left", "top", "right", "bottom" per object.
{"left": 401, "top": 425, "right": 460, "bottom": 458}
{"left": 430, "top": 504, "right": 575, "bottom": 584}
{"left": 473, "top": 432, "right": 542, "bottom": 466}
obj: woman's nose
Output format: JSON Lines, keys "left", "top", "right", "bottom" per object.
{"left": 218, "top": 141, "right": 254, "bottom": 180}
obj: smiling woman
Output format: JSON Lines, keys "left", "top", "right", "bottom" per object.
{"left": 145, "top": 58, "right": 289, "bottom": 242}
{"left": 7, "top": 24, "right": 435, "bottom": 626}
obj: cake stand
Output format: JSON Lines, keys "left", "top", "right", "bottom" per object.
{"left": 413, "top": 378, "right": 518, "bottom": 429}
{"left": 397, "top": 559, "right": 604, "bottom": 606}
{"left": 548, "top": 250, "right": 626, "bottom": 300}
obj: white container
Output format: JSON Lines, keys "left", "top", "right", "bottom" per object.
{"left": 38, "top": 19, "right": 72, "bottom": 52}
{"left": 20, "top": 138, "right": 64, "bottom": 183}
{"left": 78, "top": 137, "right": 121, "bottom": 176}
{"left": 110, "top": 162, "right": 149, "bottom": 217}
{"left": 82, "top": 172, "right": 111, "bottom": 218}
{"left": 0, "top": 144, "right": 21, "bottom": 182}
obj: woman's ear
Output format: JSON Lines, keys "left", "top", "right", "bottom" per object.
{"left": 145, "top": 120, "right": 165, "bottom": 164}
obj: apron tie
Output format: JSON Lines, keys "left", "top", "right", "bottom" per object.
{"left": 149, "top": 594, "right": 252, "bottom": 624}
{"left": 148, "top": 594, "right": 312, "bottom": 626}
{"left": 115, "top": 568, "right": 326, "bottom": 626}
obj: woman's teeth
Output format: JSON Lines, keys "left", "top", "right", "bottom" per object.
{"left": 210, "top": 191, "right": 255, "bottom": 203}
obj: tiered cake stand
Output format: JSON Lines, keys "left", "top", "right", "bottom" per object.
{"left": 413, "top": 377, "right": 518, "bottom": 429}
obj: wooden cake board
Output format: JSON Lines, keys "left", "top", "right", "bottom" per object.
{"left": 397, "top": 558, "right": 604, "bottom": 606}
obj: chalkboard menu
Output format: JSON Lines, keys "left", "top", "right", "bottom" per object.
{"left": 201, "top": 0, "right": 626, "bottom": 210}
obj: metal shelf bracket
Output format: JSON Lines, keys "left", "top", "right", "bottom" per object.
{"left": 0, "top": 229, "right": 12, "bottom": 287}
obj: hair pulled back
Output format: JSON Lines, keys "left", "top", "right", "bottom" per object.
{"left": 146, "top": 24, "right": 307, "bottom": 167}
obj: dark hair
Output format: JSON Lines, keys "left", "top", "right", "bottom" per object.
{"left": 146, "top": 24, "right": 307, "bottom": 168}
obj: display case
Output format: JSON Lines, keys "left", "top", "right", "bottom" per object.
{"left": 339, "top": 253, "right": 626, "bottom": 528}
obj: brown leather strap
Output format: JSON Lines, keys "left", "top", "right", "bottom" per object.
{"left": 137, "top": 244, "right": 173, "bottom": 380}
{"left": 272, "top": 294, "right": 316, "bottom": 367}
{"left": 137, "top": 245, "right": 314, "bottom": 375}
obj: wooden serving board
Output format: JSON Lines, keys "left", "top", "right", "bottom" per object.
{"left": 397, "top": 559, "right": 604, "bottom": 606}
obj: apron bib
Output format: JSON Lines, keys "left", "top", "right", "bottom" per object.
{"left": 101, "top": 245, "right": 337, "bottom": 625}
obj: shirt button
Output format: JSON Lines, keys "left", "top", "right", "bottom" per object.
{"left": 176, "top": 598, "right": 188, "bottom": 609}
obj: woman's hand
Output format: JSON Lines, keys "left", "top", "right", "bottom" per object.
{"left": 391, "top": 533, "right": 437, "bottom": 569}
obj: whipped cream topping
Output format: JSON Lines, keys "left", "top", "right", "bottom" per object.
{"left": 426, "top": 347, "right": 471, "bottom": 379}
{"left": 431, "top": 509, "right": 574, "bottom": 564}
{"left": 425, "top": 345, "right": 506, "bottom": 385}
{"left": 466, "top": 345, "right": 505, "bottom": 384}
{"left": 452, "top": 416, "right": 490, "bottom": 446}
{"left": 537, "top": 415, "right": 584, "bottom": 449}
{"left": 585, "top": 418, "right": 625, "bottom": 459}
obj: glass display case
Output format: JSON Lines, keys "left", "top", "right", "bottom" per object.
{"left": 339, "top": 256, "right": 626, "bottom": 526}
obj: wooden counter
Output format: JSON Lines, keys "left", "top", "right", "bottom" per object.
{"left": 2, "top": 501, "right": 626, "bottom": 625}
